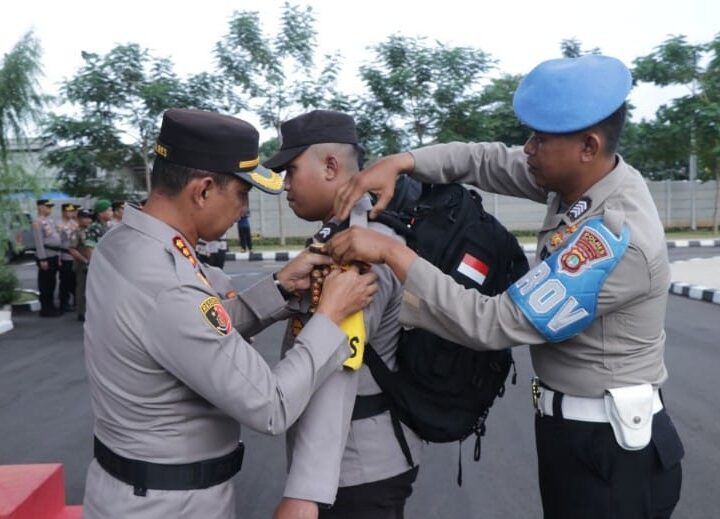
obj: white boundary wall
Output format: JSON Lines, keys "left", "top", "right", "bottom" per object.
{"left": 240, "top": 180, "right": 719, "bottom": 239}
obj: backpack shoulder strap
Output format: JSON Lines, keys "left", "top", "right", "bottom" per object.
{"left": 355, "top": 344, "right": 415, "bottom": 467}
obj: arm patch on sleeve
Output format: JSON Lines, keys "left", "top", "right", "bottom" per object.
{"left": 200, "top": 296, "right": 233, "bottom": 336}
{"left": 508, "top": 217, "right": 630, "bottom": 342}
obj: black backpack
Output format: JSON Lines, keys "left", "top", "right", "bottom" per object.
{"left": 357, "top": 182, "right": 529, "bottom": 483}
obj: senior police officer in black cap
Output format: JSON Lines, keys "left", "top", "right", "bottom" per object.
{"left": 82, "top": 108, "right": 379, "bottom": 518}
{"left": 329, "top": 55, "right": 684, "bottom": 519}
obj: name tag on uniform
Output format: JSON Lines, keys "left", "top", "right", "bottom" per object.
{"left": 508, "top": 217, "right": 630, "bottom": 342}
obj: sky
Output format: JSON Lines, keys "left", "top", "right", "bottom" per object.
{"left": 2, "top": 0, "right": 718, "bottom": 140}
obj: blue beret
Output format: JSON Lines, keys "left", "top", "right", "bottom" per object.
{"left": 512, "top": 55, "right": 632, "bottom": 133}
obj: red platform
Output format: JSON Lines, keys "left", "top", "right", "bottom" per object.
{"left": 0, "top": 464, "right": 82, "bottom": 519}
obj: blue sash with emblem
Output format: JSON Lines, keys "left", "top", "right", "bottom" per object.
{"left": 508, "top": 217, "right": 630, "bottom": 342}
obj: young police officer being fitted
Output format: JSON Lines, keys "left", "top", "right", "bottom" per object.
{"left": 263, "top": 110, "right": 423, "bottom": 519}
{"left": 329, "top": 55, "right": 684, "bottom": 519}
{"left": 82, "top": 108, "right": 378, "bottom": 518}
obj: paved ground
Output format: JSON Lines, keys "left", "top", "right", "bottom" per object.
{"left": 2, "top": 251, "right": 719, "bottom": 518}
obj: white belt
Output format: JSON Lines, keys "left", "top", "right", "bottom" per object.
{"left": 535, "top": 387, "right": 663, "bottom": 423}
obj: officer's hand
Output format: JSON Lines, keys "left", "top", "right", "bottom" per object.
{"left": 317, "top": 266, "right": 378, "bottom": 325}
{"left": 328, "top": 227, "right": 419, "bottom": 284}
{"left": 277, "top": 250, "right": 335, "bottom": 294}
{"left": 326, "top": 226, "right": 397, "bottom": 265}
{"left": 273, "top": 497, "right": 318, "bottom": 519}
{"left": 334, "top": 152, "right": 415, "bottom": 220}
{"left": 39, "top": 260, "right": 48, "bottom": 271}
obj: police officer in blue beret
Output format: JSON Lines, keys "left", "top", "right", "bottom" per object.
{"left": 82, "top": 108, "right": 379, "bottom": 518}
{"left": 329, "top": 55, "right": 684, "bottom": 518}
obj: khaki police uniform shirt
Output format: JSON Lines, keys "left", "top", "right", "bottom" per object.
{"left": 401, "top": 142, "right": 669, "bottom": 398}
{"left": 83, "top": 205, "right": 351, "bottom": 517}
{"left": 58, "top": 217, "right": 79, "bottom": 261}
{"left": 280, "top": 200, "right": 423, "bottom": 505}
{"left": 32, "top": 215, "right": 61, "bottom": 260}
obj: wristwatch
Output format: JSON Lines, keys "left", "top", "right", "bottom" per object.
{"left": 272, "top": 272, "right": 294, "bottom": 301}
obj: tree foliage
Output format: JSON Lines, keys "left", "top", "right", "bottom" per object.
{"left": 357, "top": 36, "right": 494, "bottom": 155}
{"left": 0, "top": 31, "right": 45, "bottom": 262}
{"left": 215, "top": 2, "right": 348, "bottom": 135}
{"left": 560, "top": 38, "right": 600, "bottom": 58}
{"left": 632, "top": 35, "right": 719, "bottom": 180}
{"left": 0, "top": 31, "right": 46, "bottom": 165}
{"left": 215, "top": 2, "right": 350, "bottom": 244}
{"left": 437, "top": 74, "right": 529, "bottom": 146}
{"left": 633, "top": 33, "right": 720, "bottom": 229}
{"left": 44, "top": 43, "right": 234, "bottom": 195}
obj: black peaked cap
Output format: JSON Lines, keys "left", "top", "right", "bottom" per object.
{"left": 155, "top": 108, "right": 283, "bottom": 194}
{"left": 263, "top": 110, "right": 358, "bottom": 172}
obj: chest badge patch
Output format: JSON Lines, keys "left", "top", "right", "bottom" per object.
{"left": 559, "top": 227, "right": 610, "bottom": 275}
{"left": 200, "top": 296, "right": 233, "bottom": 335}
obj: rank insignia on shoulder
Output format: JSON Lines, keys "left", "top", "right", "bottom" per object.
{"left": 200, "top": 296, "right": 233, "bottom": 335}
{"left": 173, "top": 235, "right": 197, "bottom": 267}
{"left": 566, "top": 196, "right": 592, "bottom": 222}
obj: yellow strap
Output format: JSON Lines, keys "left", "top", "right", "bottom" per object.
{"left": 340, "top": 310, "right": 366, "bottom": 370}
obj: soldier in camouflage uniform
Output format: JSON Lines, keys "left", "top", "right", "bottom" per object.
{"left": 67, "top": 208, "right": 94, "bottom": 322}
{"left": 84, "top": 199, "right": 113, "bottom": 255}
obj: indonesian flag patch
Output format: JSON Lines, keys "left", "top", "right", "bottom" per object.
{"left": 457, "top": 253, "right": 489, "bottom": 286}
{"left": 200, "top": 296, "right": 233, "bottom": 336}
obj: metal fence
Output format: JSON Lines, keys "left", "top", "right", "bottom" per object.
{"left": 239, "top": 180, "right": 719, "bottom": 240}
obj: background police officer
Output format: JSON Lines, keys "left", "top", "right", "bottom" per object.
{"left": 82, "top": 108, "right": 378, "bottom": 518}
{"left": 329, "top": 55, "right": 684, "bottom": 519}
{"left": 263, "top": 110, "right": 422, "bottom": 519}
{"left": 32, "top": 198, "right": 62, "bottom": 317}
{"left": 57, "top": 202, "right": 79, "bottom": 311}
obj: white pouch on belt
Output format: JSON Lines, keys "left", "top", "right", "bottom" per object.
{"left": 603, "top": 384, "right": 654, "bottom": 451}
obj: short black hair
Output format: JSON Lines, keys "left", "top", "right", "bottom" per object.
{"left": 591, "top": 102, "right": 627, "bottom": 155}
{"left": 151, "top": 158, "right": 233, "bottom": 196}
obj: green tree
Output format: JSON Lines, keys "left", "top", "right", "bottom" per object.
{"left": 215, "top": 2, "right": 349, "bottom": 243}
{"left": 358, "top": 36, "right": 494, "bottom": 154}
{"left": 619, "top": 118, "right": 688, "bottom": 180}
{"left": 560, "top": 38, "right": 600, "bottom": 58}
{"left": 634, "top": 34, "right": 720, "bottom": 231}
{"left": 0, "top": 31, "right": 45, "bottom": 263}
{"left": 0, "top": 31, "right": 46, "bottom": 165}
{"left": 44, "top": 43, "right": 234, "bottom": 195}
{"left": 215, "top": 3, "right": 348, "bottom": 133}
{"left": 433, "top": 74, "right": 528, "bottom": 146}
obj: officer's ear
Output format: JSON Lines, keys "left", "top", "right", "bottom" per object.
{"left": 191, "top": 177, "right": 215, "bottom": 206}
{"left": 324, "top": 155, "right": 340, "bottom": 180}
{"left": 579, "top": 131, "right": 602, "bottom": 163}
